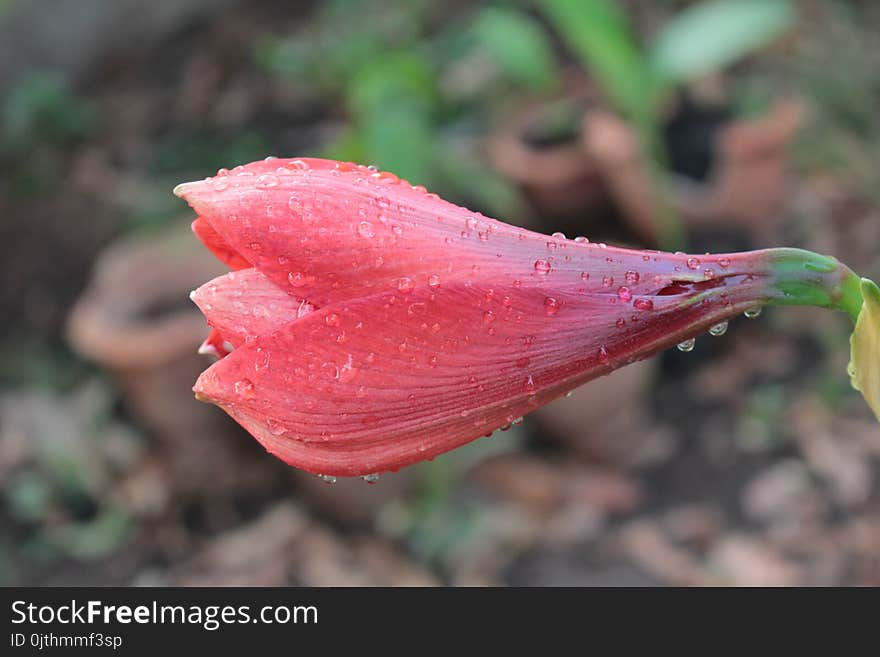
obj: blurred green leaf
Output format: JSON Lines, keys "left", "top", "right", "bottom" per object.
{"left": 7, "top": 471, "right": 52, "bottom": 522}
{"left": 540, "top": 0, "right": 657, "bottom": 121}
{"left": 1, "top": 71, "right": 93, "bottom": 153}
{"left": 48, "top": 508, "right": 131, "bottom": 561}
{"left": 649, "top": 0, "right": 794, "bottom": 83}
{"left": 471, "top": 7, "right": 559, "bottom": 92}
{"left": 344, "top": 52, "right": 436, "bottom": 184}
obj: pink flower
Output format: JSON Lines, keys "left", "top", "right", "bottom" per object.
{"left": 175, "top": 157, "right": 858, "bottom": 477}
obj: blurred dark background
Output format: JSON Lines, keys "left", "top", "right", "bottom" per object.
{"left": 1, "top": 0, "right": 879, "bottom": 586}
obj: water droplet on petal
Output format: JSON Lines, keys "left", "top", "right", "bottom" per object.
{"left": 256, "top": 174, "right": 278, "bottom": 188}
{"left": 234, "top": 379, "right": 255, "bottom": 398}
{"left": 617, "top": 286, "right": 632, "bottom": 302}
{"left": 357, "top": 221, "right": 375, "bottom": 238}
{"left": 318, "top": 474, "right": 337, "bottom": 484}
{"left": 267, "top": 419, "right": 286, "bottom": 435}
{"left": 325, "top": 313, "right": 341, "bottom": 327}
{"left": 744, "top": 307, "right": 762, "bottom": 319}
{"left": 677, "top": 338, "right": 696, "bottom": 352}
{"left": 625, "top": 270, "right": 640, "bottom": 285}
{"left": 574, "top": 236, "right": 589, "bottom": 243}
{"left": 633, "top": 298, "right": 654, "bottom": 311}
{"left": 686, "top": 257, "right": 701, "bottom": 270}
{"left": 362, "top": 473, "right": 381, "bottom": 484}
{"left": 709, "top": 321, "right": 728, "bottom": 336}
{"left": 397, "top": 277, "right": 414, "bottom": 293}
{"left": 602, "top": 275, "right": 614, "bottom": 287}
{"left": 534, "top": 259, "right": 551, "bottom": 275}
{"left": 544, "top": 297, "right": 560, "bottom": 316}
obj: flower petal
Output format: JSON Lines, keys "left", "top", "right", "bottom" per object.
{"left": 193, "top": 278, "right": 764, "bottom": 476}
{"left": 190, "top": 268, "right": 313, "bottom": 349}
{"left": 175, "top": 158, "right": 759, "bottom": 308}
{"left": 191, "top": 217, "right": 252, "bottom": 270}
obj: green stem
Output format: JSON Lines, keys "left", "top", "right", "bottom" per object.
{"left": 766, "top": 248, "right": 864, "bottom": 323}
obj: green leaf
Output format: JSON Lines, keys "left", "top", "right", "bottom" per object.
{"left": 648, "top": 0, "right": 794, "bottom": 83}
{"left": 540, "top": 0, "right": 657, "bottom": 121}
{"left": 850, "top": 278, "right": 880, "bottom": 421}
{"left": 471, "top": 7, "right": 559, "bottom": 91}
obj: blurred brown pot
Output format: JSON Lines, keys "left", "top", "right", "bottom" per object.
{"left": 487, "top": 99, "right": 607, "bottom": 221}
{"left": 66, "top": 223, "right": 278, "bottom": 494}
{"left": 585, "top": 99, "right": 805, "bottom": 246}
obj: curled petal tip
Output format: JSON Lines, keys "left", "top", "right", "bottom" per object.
{"left": 173, "top": 180, "right": 201, "bottom": 199}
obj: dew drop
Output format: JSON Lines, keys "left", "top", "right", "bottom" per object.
{"left": 718, "top": 257, "right": 731, "bottom": 269}
{"left": 597, "top": 345, "right": 610, "bottom": 364}
{"left": 617, "top": 286, "right": 632, "bottom": 302}
{"left": 677, "top": 338, "right": 696, "bottom": 352}
{"left": 318, "top": 474, "right": 337, "bottom": 484}
{"left": 397, "top": 277, "right": 414, "bottom": 293}
{"left": 234, "top": 379, "right": 255, "bottom": 398}
{"left": 512, "top": 416, "right": 524, "bottom": 426}
{"left": 564, "top": 391, "right": 573, "bottom": 398}
{"left": 483, "top": 310, "right": 496, "bottom": 324}
{"left": 633, "top": 298, "right": 654, "bottom": 311}
{"left": 709, "top": 321, "right": 728, "bottom": 336}
{"left": 686, "top": 257, "right": 701, "bottom": 270}
{"left": 574, "top": 236, "right": 589, "bottom": 243}
{"left": 543, "top": 297, "right": 560, "bottom": 316}
{"left": 287, "top": 271, "right": 314, "bottom": 287}
{"left": 602, "top": 275, "right": 614, "bottom": 287}
{"left": 534, "top": 259, "right": 551, "bottom": 275}
{"left": 744, "top": 307, "right": 762, "bottom": 319}
{"left": 373, "top": 171, "right": 399, "bottom": 184}
{"left": 624, "top": 270, "right": 640, "bottom": 285}
{"left": 362, "top": 473, "right": 381, "bottom": 484}
{"left": 325, "top": 312, "right": 341, "bottom": 327}
{"left": 357, "top": 221, "right": 375, "bottom": 238}
{"left": 256, "top": 174, "right": 278, "bottom": 188}
{"left": 551, "top": 231, "right": 566, "bottom": 240}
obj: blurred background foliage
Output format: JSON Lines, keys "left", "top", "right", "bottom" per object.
{"left": 1, "top": 0, "right": 880, "bottom": 586}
